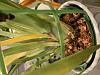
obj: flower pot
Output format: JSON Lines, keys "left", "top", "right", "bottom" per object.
{"left": 59, "top": 1, "right": 100, "bottom": 74}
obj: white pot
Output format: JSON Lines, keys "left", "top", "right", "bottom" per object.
{"left": 59, "top": 1, "right": 100, "bottom": 74}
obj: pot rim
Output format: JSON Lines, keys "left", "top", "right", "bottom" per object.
{"left": 58, "top": 1, "right": 100, "bottom": 74}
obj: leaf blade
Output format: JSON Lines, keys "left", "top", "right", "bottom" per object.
{"left": 0, "top": 34, "right": 49, "bottom": 46}
{"left": 21, "top": 45, "right": 100, "bottom": 75}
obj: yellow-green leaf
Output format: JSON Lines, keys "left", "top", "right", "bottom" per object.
{"left": 21, "top": 45, "right": 100, "bottom": 75}
{"left": 0, "top": 34, "right": 49, "bottom": 46}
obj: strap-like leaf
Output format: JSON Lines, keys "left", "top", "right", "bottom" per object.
{"left": 0, "top": 31, "right": 22, "bottom": 37}
{"left": 0, "top": 34, "right": 49, "bottom": 46}
{"left": 46, "top": 2, "right": 65, "bottom": 57}
{"left": 21, "top": 45, "right": 100, "bottom": 75}
{"left": 3, "top": 42, "right": 58, "bottom": 56}
{"left": 4, "top": 52, "right": 27, "bottom": 67}
{"left": 0, "top": 1, "right": 85, "bottom": 14}
{"left": 0, "top": 46, "right": 7, "bottom": 75}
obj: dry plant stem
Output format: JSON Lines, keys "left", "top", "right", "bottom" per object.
{"left": 0, "top": 47, "right": 7, "bottom": 75}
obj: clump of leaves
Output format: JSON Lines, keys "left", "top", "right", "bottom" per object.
{"left": 0, "top": 0, "right": 99, "bottom": 75}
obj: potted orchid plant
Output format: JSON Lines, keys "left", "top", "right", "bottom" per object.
{"left": 0, "top": 0, "right": 100, "bottom": 75}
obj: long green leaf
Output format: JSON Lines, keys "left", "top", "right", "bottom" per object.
{"left": 0, "top": 2, "right": 18, "bottom": 11}
{"left": 0, "top": 31, "right": 22, "bottom": 37}
{"left": 21, "top": 44, "right": 100, "bottom": 75}
{"left": 0, "top": 33, "right": 48, "bottom": 46}
{"left": 0, "top": 0, "right": 85, "bottom": 14}
{"left": 3, "top": 42, "right": 44, "bottom": 56}
{"left": 0, "top": 22, "right": 31, "bottom": 34}
{"left": 0, "top": 9, "right": 85, "bottom": 14}
{"left": 0, "top": 14, "right": 53, "bottom": 34}
{"left": 3, "top": 42, "right": 57, "bottom": 56}
{"left": 46, "top": 2, "right": 65, "bottom": 57}
{"left": 12, "top": 14, "right": 52, "bottom": 34}
{"left": 8, "top": 46, "right": 56, "bottom": 75}
{"left": 0, "top": 36, "right": 8, "bottom": 41}
{"left": 0, "top": 0, "right": 21, "bottom": 8}
{"left": 0, "top": 46, "right": 7, "bottom": 75}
